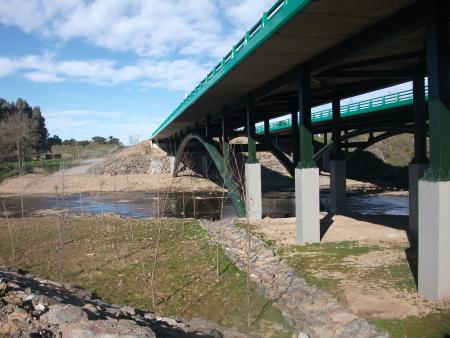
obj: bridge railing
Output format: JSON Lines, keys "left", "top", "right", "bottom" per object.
{"left": 255, "top": 85, "right": 428, "bottom": 134}
{"left": 152, "top": 0, "right": 310, "bottom": 138}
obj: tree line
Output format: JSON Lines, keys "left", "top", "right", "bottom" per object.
{"left": 0, "top": 98, "right": 49, "bottom": 170}
{"left": 48, "top": 135, "right": 122, "bottom": 147}
{"left": 0, "top": 98, "right": 122, "bottom": 171}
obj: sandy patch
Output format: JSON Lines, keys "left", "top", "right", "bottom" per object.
{"left": 0, "top": 173, "right": 222, "bottom": 196}
{"left": 249, "top": 214, "right": 408, "bottom": 246}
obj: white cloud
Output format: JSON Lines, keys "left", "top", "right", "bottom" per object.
{"left": 0, "top": 0, "right": 274, "bottom": 59}
{"left": 24, "top": 71, "right": 63, "bottom": 83}
{"left": 0, "top": 54, "right": 210, "bottom": 91}
{"left": 0, "top": 57, "right": 18, "bottom": 76}
{"left": 221, "top": 0, "right": 275, "bottom": 30}
{"left": 0, "top": 0, "right": 277, "bottom": 92}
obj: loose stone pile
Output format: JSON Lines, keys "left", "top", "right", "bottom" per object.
{"left": 0, "top": 267, "right": 248, "bottom": 338}
{"left": 89, "top": 156, "right": 170, "bottom": 175}
{"left": 201, "top": 219, "right": 387, "bottom": 338}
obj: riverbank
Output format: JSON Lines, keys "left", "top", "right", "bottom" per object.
{"left": 240, "top": 215, "right": 450, "bottom": 338}
{"left": 0, "top": 267, "right": 249, "bottom": 337}
{"left": 0, "top": 172, "right": 222, "bottom": 196}
{"left": 0, "top": 216, "right": 294, "bottom": 337}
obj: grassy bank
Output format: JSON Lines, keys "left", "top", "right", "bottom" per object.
{"left": 52, "top": 143, "right": 120, "bottom": 159}
{"left": 0, "top": 216, "right": 293, "bottom": 337}
{"left": 0, "top": 159, "right": 74, "bottom": 184}
{"left": 279, "top": 242, "right": 450, "bottom": 337}
{"left": 240, "top": 221, "right": 450, "bottom": 338}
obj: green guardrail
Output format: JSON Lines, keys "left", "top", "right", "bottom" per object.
{"left": 255, "top": 85, "right": 428, "bottom": 134}
{"left": 152, "top": 0, "right": 312, "bottom": 139}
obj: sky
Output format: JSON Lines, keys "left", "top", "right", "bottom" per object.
{"left": 0, "top": 0, "right": 414, "bottom": 145}
{"left": 0, "top": 0, "right": 275, "bottom": 144}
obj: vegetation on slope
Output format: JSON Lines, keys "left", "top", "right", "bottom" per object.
{"left": 0, "top": 216, "right": 294, "bottom": 337}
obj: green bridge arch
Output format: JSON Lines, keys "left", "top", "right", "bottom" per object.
{"left": 173, "top": 133, "right": 246, "bottom": 217}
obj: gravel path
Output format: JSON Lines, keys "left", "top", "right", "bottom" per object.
{"left": 61, "top": 158, "right": 105, "bottom": 175}
{"left": 200, "top": 219, "right": 387, "bottom": 338}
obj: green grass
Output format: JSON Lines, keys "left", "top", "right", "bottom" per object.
{"left": 0, "top": 216, "right": 294, "bottom": 337}
{"left": 266, "top": 239, "right": 450, "bottom": 337}
{"left": 276, "top": 241, "right": 376, "bottom": 296}
{"left": 0, "top": 158, "right": 75, "bottom": 183}
{"left": 370, "top": 311, "right": 450, "bottom": 338}
{"left": 52, "top": 143, "right": 120, "bottom": 159}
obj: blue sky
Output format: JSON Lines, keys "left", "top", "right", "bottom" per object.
{"left": 0, "top": 0, "right": 414, "bottom": 145}
{"left": 0, "top": 0, "right": 275, "bottom": 144}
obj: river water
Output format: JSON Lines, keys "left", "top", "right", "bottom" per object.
{"left": 0, "top": 190, "right": 408, "bottom": 219}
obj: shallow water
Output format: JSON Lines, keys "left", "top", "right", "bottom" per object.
{"left": 0, "top": 190, "right": 408, "bottom": 219}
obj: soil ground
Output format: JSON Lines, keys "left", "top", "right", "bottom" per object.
{"left": 0, "top": 172, "right": 221, "bottom": 196}
{"left": 0, "top": 142, "right": 222, "bottom": 196}
{"left": 0, "top": 216, "right": 294, "bottom": 337}
{"left": 243, "top": 215, "right": 450, "bottom": 338}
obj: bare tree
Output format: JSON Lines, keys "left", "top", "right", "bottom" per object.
{"left": 0, "top": 112, "right": 39, "bottom": 174}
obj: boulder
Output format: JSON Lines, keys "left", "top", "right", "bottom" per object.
{"left": 43, "top": 304, "right": 88, "bottom": 325}
{"left": 61, "top": 319, "right": 156, "bottom": 338}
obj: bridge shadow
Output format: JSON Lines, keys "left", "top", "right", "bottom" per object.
{"left": 330, "top": 211, "right": 419, "bottom": 290}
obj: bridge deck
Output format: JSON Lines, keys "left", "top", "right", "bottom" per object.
{"left": 152, "top": 0, "right": 424, "bottom": 141}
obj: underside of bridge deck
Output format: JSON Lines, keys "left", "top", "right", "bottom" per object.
{"left": 152, "top": 0, "right": 450, "bottom": 300}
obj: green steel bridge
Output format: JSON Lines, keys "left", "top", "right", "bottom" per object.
{"left": 151, "top": 0, "right": 450, "bottom": 300}
{"left": 255, "top": 86, "right": 428, "bottom": 134}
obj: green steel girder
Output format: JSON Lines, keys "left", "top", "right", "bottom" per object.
{"left": 298, "top": 67, "right": 315, "bottom": 169}
{"left": 173, "top": 133, "right": 246, "bottom": 217}
{"left": 424, "top": 0, "right": 450, "bottom": 181}
{"left": 254, "top": 134, "right": 295, "bottom": 177}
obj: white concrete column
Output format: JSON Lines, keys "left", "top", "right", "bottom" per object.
{"left": 168, "top": 156, "right": 175, "bottom": 175}
{"left": 418, "top": 179, "right": 450, "bottom": 300}
{"left": 408, "top": 163, "right": 428, "bottom": 234}
{"left": 245, "top": 163, "right": 262, "bottom": 220}
{"left": 330, "top": 160, "right": 346, "bottom": 214}
{"left": 295, "top": 167, "right": 320, "bottom": 245}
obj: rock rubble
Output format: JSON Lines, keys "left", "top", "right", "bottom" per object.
{"left": 0, "top": 267, "right": 249, "bottom": 338}
{"left": 200, "top": 219, "right": 387, "bottom": 338}
{"left": 89, "top": 156, "right": 170, "bottom": 175}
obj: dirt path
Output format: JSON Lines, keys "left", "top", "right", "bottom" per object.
{"left": 63, "top": 158, "right": 104, "bottom": 175}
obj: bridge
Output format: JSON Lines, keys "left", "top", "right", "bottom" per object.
{"left": 151, "top": 0, "right": 450, "bottom": 300}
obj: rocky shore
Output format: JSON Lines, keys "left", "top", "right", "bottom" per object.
{"left": 200, "top": 219, "right": 386, "bottom": 338}
{"left": 0, "top": 267, "right": 248, "bottom": 338}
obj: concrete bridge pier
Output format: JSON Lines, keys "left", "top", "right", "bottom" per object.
{"left": 245, "top": 163, "right": 262, "bottom": 219}
{"left": 168, "top": 156, "right": 176, "bottom": 175}
{"left": 295, "top": 69, "right": 320, "bottom": 244}
{"left": 418, "top": 0, "right": 450, "bottom": 300}
{"left": 245, "top": 95, "right": 262, "bottom": 220}
{"left": 329, "top": 97, "right": 346, "bottom": 215}
{"left": 409, "top": 74, "right": 429, "bottom": 235}
{"left": 329, "top": 159, "right": 346, "bottom": 214}
{"left": 295, "top": 167, "right": 320, "bottom": 244}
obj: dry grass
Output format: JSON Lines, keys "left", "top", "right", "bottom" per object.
{"left": 0, "top": 216, "right": 293, "bottom": 337}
